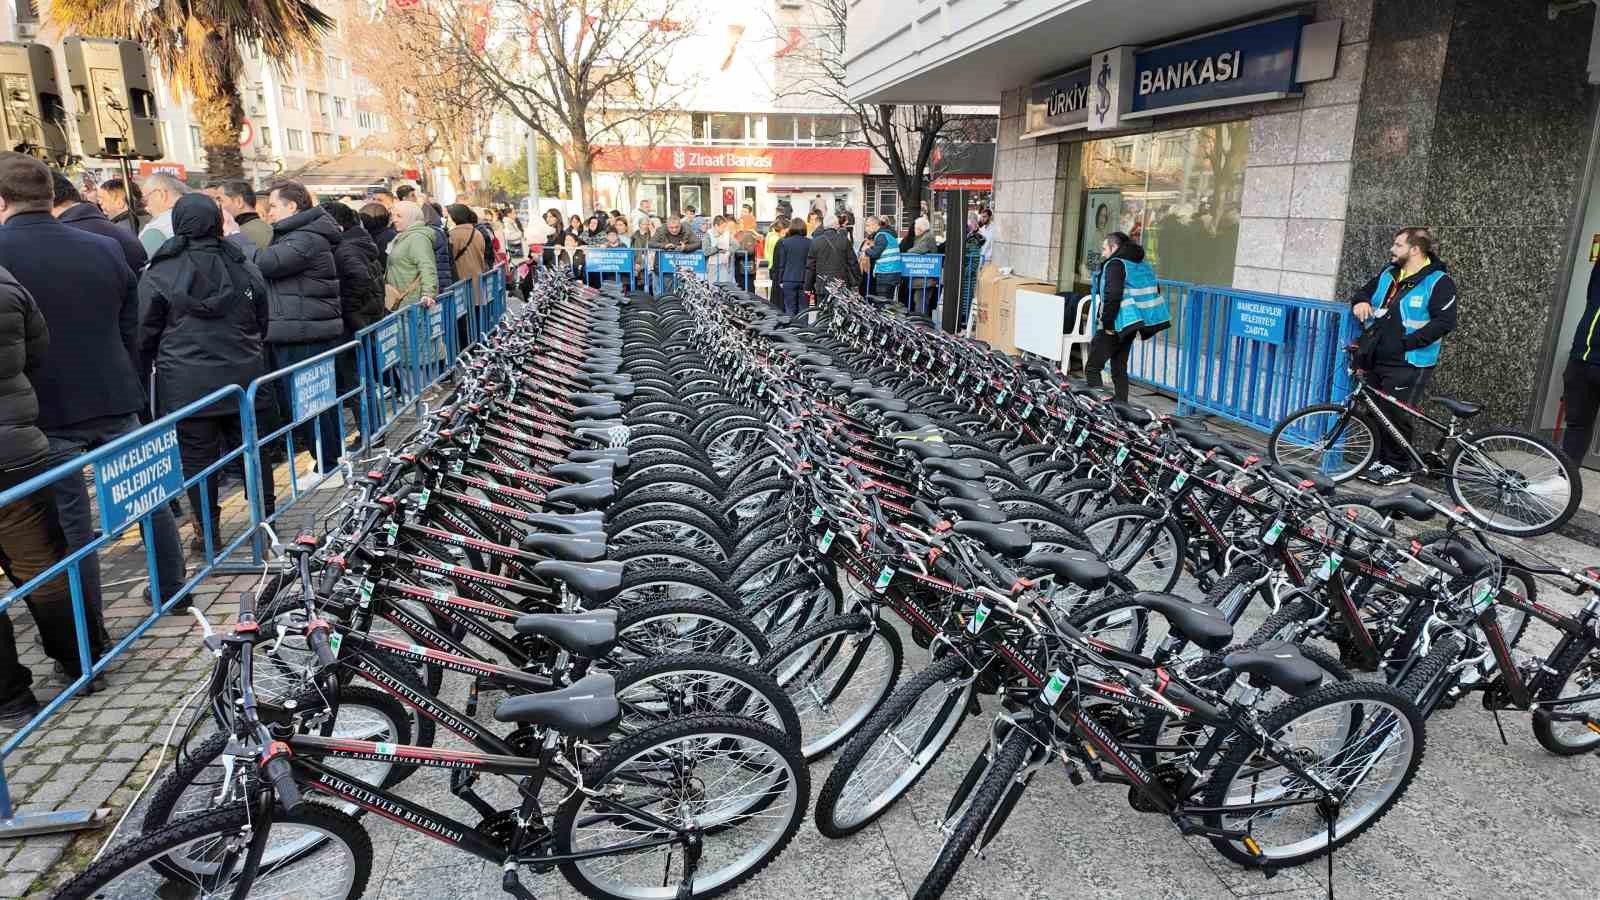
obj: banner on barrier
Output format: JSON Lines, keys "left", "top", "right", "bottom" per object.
{"left": 430, "top": 302, "right": 445, "bottom": 340}
{"left": 290, "top": 358, "right": 338, "bottom": 421}
{"left": 93, "top": 424, "right": 184, "bottom": 533}
{"left": 585, "top": 248, "right": 633, "bottom": 274}
{"left": 378, "top": 319, "right": 402, "bottom": 370}
{"left": 658, "top": 252, "right": 706, "bottom": 274}
{"left": 1228, "top": 298, "right": 1287, "bottom": 345}
{"left": 902, "top": 254, "right": 944, "bottom": 279}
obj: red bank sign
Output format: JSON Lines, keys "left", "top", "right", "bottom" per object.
{"left": 595, "top": 145, "right": 870, "bottom": 175}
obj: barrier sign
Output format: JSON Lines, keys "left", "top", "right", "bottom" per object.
{"left": 659, "top": 252, "right": 707, "bottom": 274}
{"left": 93, "top": 424, "right": 184, "bottom": 533}
{"left": 430, "top": 302, "right": 444, "bottom": 340}
{"left": 289, "top": 358, "right": 337, "bottom": 422}
{"left": 585, "top": 248, "right": 633, "bottom": 274}
{"left": 1229, "top": 298, "right": 1287, "bottom": 345}
{"left": 902, "top": 254, "right": 944, "bottom": 279}
{"left": 378, "top": 319, "right": 402, "bottom": 370}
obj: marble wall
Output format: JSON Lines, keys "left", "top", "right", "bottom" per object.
{"left": 1337, "top": 0, "right": 1596, "bottom": 427}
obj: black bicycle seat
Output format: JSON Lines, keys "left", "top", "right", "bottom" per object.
{"left": 1370, "top": 492, "right": 1435, "bottom": 522}
{"left": 545, "top": 480, "right": 616, "bottom": 510}
{"left": 570, "top": 401, "right": 624, "bottom": 420}
{"left": 587, "top": 381, "right": 635, "bottom": 400}
{"left": 883, "top": 411, "right": 937, "bottom": 430}
{"left": 923, "top": 457, "right": 986, "bottom": 481}
{"left": 513, "top": 609, "right": 618, "bottom": 658}
{"left": 532, "top": 559, "right": 625, "bottom": 603}
{"left": 930, "top": 474, "right": 991, "bottom": 501}
{"left": 951, "top": 520, "right": 1033, "bottom": 558}
{"left": 812, "top": 370, "right": 855, "bottom": 389}
{"left": 796, "top": 353, "right": 833, "bottom": 367}
{"left": 493, "top": 672, "right": 620, "bottom": 740}
{"left": 1022, "top": 359, "right": 1057, "bottom": 381}
{"left": 1431, "top": 535, "right": 1492, "bottom": 580}
{"left": 859, "top": 397, "right": 911, "bottom": 413}
{"left": 1432, "top": 396, "right": 1482, "bottom": 418}
{"left": 521, "top": 530, "right": 608, "bottom": 563}
{"left": 1269, "top": 463, "right": 1337, "bottom": 496}
{"left": 938, "top": 497, "right": 1009, "bottom": 524}
{"left": 1110, "top": 402, "right": 1156, "bottom": 427}
{"left": 1022, "top": 551, "right": 1110, "bottom": 589}
{"left": 850, "top": 385, "right": 899, "bottom": 400}
{"left": 1223, "top": 641, "right": 1324, "bottom": 696}
{"left": 896, "top": 437, "right": 955, "bottom": 460}
{"left": 579, "top": 360, "right": 620, "bottom": 375}
{"left": 567, "top": 448, "right": 630, "bottom": 473}
{"left": 570, "top": 392, "right": 618, "bottom": 408}
{"left": 1168, "top": 415, "right": 1211, "bottom": 432}
{"left": 549, "top": 461, "right": 614, "bottom": 484}
{"left": 527, "top": 511, "right": 605, "bottom": 534}
{"left": 1133, "top": 592, "right": 1232, "bottom": 651}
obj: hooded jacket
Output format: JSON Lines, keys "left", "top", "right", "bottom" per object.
{"left": 805, "top": 226, "right": 859, "bottom": 294}
{"left": 420, "top": 205, "right": 457, "bottom": 287}
{"left": 649, "top": 223, "right": 696, "bottom": 252}
{"left": 0, "top": 267, "right": 51, "bottom": 472}
{"left": 332, "top": 223, "right": 385, "bottom": 334}
{"left": 1098, "top": 240, "right": 1147, "bottom": 332}
{"left": 57, "top": 201, "right": 148, "bottom": 272}
{"left": 137, "top": 195, "right": 271, "bottom": 416}
{"left": 448, "top": 222, "right": 488, "bottom": 282}
{"left": 254, "top": 206, "right": 343, "bottom": 344}
{"left": 1348, "top": 256, "right": 1457, "bottom": 368}
{"left": 386, "top": 222, "right": 439, "bottom": 309}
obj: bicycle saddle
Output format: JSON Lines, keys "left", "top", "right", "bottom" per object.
{"left": 922, "top": 457, "right": 986, "bottom": 481}
{"left": 513, "top": 609, "right": 618, "bottom": 658}
{"left": 1022, "top": 359, "right": 1057, "bottom": 381}
{"left": 812, "top": 370, "right": 855, "bottom": 389}
{"left": 1267, "top": 463, "right": 1337, "bottom": 496}
{"left": 896, "top": 437, "right": 954, "bottom": 460}
{"left": 1370, "top": 492, "right": 1435, "bottom": 521}
{"left": 1432, "top": 396, "right": 1482, "bottom": 418}
{"left": 573, "top": 421, "right": 625, "bottom": 442}
{"left": 576, "top": 372, "right": 631, "bottom": 386}
{"left": 1109, "top": 401, "right": 1156, "bottom": 427}
{"left": 579, "top": 360, "right": 620, "bottom": 375}
{"left": 533, "top": 559, "right": 625, "bottom": 604}
{"left": 521, "top": 530, "right": 608, "bottom": 563}
{"left": 571, "top": 401, "right": 624, "bottom": 420}
{"left": 527, "top": 511, "right": 605, "bottom": 534}
{"left": 493, "top": 672, "right": 620, "bottom": 740}
{"left": 951, "top": 520, "right": 1032, "bottom": 558}
{"left": 550, "top": 461, "right": 614, "bottom": 484}
{"left": 930, "top": 474, "right": 992, "bottom": 501}
{"left": 1168, "top": 415, "right": 1211, "bottom": 431}
{"left": 938, "top": 497, "right": 1009, "bottom": 525}
{"left": 796, "top": 353, "right": 833, "bottom": 367}
{"left": 567, "top": 448, "right": 630, "bottom": 472}
{"left": 1429, "top": 535, "right": 1492, "bottom": 580}
{"left": 570, "top": 392, "right": 619, "bottom": 407}
{"left": 1222, "top": 641, "right": 1324, "bottom": 696}
{"left": 1022, "top": 551, "right": 1110, "bottom": 590}
{"left": 859, "top": 397, "right": 910, "bottom": 413}
{"left": 850, "top": 384, "right": 898, "bottom": 400}
{"left": 586, "top": 381, "right": 636, "bottom": 400}
{"left": 545, "top": 480, "right": 616, "bottom": 510}
{"left": 1133, "top": 592, "right": 1232, "bottom": 651}
{"left": 883, "top": 411, "right": 937, "bottom": 430}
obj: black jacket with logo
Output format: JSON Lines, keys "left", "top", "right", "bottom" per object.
{"left": 1347, "top": 256, "right": 1458, "bottom": 368}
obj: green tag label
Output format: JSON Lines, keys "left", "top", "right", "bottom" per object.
{"left": 416, "top": 488, "right": 430, "bottom": 506}
{"left": 383, "top": 523, "right": 398, "bottom": 545}
{"left": 432, "top": 588, "right": 450, "bottom": 602}
{"left": 1041, "top": 670, "right": 1068, "bottom": 705}
{"left": 1168, "top": 471, "right": 1189, "bottom": 493}
{"left": 469, "top": 433, "right": 481, "bottom": 452}
{"left": 328, "top": 633, "right": 343, "bottom": 657}
{"left": 995, "top": 390, "right": 1008, "bottom": 406}
{"left": 1114, "top": 446, "right": 1130, "bottom": 467}
{"left": 375, "top": 742, "right": 396, "bottom": 756}
{"left": 1262, "top": 519, "right": 1286, "bottom": 547}
{"left": 1314, "top": 552, "right": 1344, "bottom": 581}
{"left": 818, "top": 529, "right": 835, "bottom": 553}
{"left": 1063, "top": 415, "right": 1077, "bottom": 431}
{"left": 1074, "top": 428, "right": 1089, "bottom": 447}
{"left": 1471, "top": 587, "right": 1496, "bottom": 614}
{"left": 450, "top": 460, "right": 464, "bottom": 474}
{"left": 1021, "top": 403, "right": 1034, "bottom": 419}
{"left": 809, "top": 506, "right": 823, "bottom": 526}
{"left": 358, "top": 579, "right": 375, "bottom": 608}
{"left": 875, "top": 566, "right": 894, "bottom": 593}
{"left": 967, "top": 603, "right": 990, "bottom": 634}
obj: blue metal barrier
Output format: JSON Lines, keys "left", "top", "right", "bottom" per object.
{"left": 1088, "top": 272, "right": 1191, "bottom": 394}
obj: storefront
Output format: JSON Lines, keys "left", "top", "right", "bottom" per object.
{"left": 591, "top": 145, "right": 870, "bottom": 223}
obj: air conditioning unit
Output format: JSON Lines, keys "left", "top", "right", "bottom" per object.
{"left": 778, "top": 0, "right": 802, "bottom": 7}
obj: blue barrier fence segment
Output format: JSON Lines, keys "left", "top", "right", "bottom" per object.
{"left": 1087, "top": 272, "right": 1190, "bottom": 395}
{"left": 0, "top": 384, "right": 263, "bottom": 823}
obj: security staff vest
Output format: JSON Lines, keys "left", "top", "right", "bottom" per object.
{"left": 873, "top": 238, "right": 903, "bottom": 276}
{"left": 1109, "top": 259, "right": 1168, "bottom": 332}
{"left": 1374, "top": 268, "right": 1448, "bottom": 367}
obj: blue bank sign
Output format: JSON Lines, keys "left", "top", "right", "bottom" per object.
{"left": 94, "top": 424, "right": 185, "bottom": 534}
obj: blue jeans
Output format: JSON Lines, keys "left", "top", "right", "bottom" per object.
{"left": 779, "top": 282, "right": 804, "bottom": 317}
{"left": 269, "top": 342, "right": 345, "bottom": 474}
{"left": 46, "top": 413, "right": 187, "bottom": 626}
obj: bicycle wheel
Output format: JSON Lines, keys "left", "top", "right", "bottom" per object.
{"left": 1078, "top": 504, "right": 1185, "bottom": 593}
{"left": 814, "top": 653, "right": 977, "bottom": 838}
{"left": 554, "top": 715, "right": 808, "bottom": 900}
{"left": 612, "top": 596, "right": 770, "bottom": 665}
{"left": 1202, "top": 680, "right": 1425, "bottom": 868}
{"left": 612, "top": 652, "right": 801, "bottom": 742}
{"left": 1268, "top": 403, "right": 1377, "bottom": 483}
{"left": 760, "top": 613, "right": 903, "bottom": 761}
{"left": 913, "top": 725, "right": 1033, "bottom": 900}
{"left": 1447, "top": 429, "right": 1580, "bottom": 536}
{"left": 1395, "top": 633, "right": 1464, "bottom": 717}
{"left": 59, "top": 803, "right": 371, "bottom": 900}
{"left": 1531, "top": 642, "right": 1600, "bottom": 755}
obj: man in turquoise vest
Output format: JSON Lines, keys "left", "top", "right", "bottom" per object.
{"left": 1350, "top": 226, "right": 1458, "bottom": 485}
{"left": 1086, "top": 231, "right": 1169, "bottom": 402}
{"left": 861, "top": 215, "right": 902, "bottom": 305}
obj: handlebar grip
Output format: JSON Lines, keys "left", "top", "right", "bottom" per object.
{"left": 262, "top": 747, "right": 303, "bottom": 812}
{"left": 306, "top": 623, "right": 339, "bottom": 669}
{"left": 237, "top": 590, "right": 258, "bottom": 624}
{"left": 1414, "top": 549, "right": 1464, "bottom": 579}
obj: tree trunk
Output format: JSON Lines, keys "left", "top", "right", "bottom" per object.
{"left": 194, "top": 82, "right": 244, "bottom": 179}
{"left": 576, "top": 159, "right": 597, "bottom": 212}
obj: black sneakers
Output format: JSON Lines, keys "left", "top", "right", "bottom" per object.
{"left": 1363, "top": 463, "right": 1414, "bottom": 486}
{"left": 0, "top": 689, "right": 40, "bottom": 727}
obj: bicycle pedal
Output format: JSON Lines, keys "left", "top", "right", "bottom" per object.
{"left": 502, "top": 869, "right": 536, "bottom": 900}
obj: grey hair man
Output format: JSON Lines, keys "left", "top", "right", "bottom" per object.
{"left": 137, "top": 173, "right": 193, "bottom": 255}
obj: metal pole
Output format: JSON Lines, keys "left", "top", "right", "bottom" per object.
{"left": 939, "top": 189, "right": 963, "bottom": 333}
{"left": 526, "top": 128, "right": 539, "bottom": 208}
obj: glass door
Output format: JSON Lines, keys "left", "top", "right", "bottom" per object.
{"left": 721, "top": 180, "right": 760, "bottom": 220}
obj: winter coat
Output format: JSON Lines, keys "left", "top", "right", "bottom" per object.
{"left": 772, "top": 235, "right": 810, "bottom": 286}
{"left": 386, "top": 223, "right": 439, "bottom": 309}
{"left": 57, "top": 202, "right": 147, "bottom": 272}
{"left": 1348, "top": 257, "right": 1458, "bottom": 369}
{"left": 649, "top": 224, "right": 696, "bottom": 252}
{"left": 0, "top": 267, "right": 50, "bottom": 472}
{"left": 254, "top": 207, "right": 343, "bottom": 345}
{"left": 804, "top": 226, "right": 859, "bottom": 295}
{"left": 430, "top": 224, "right": 456, "bottom": 288}
{"left": 449, "top": 223, "right": 488, "bottom": 283}
{"left": 333, "top": 223, "right": 385, "bottom": 334}
{"left": 911, "top": 231, "right": 938, "bottom": 255}
{"left": 702, "top": 229, "right": 734, "bottom": 284}
{"left": 0, "top": 211, "right": 142, "bottom": 430}
{"left": 367, "top": 223, "right": 396, "bottom": 265}
{"left": 137, "top": 195, "right": 271, "bottom": 417}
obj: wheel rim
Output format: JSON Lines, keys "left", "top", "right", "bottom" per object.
{"left": 615, "top": 612, "right": 762, "bottom": 663}
{"left": 1083, "top": 514, "right": 1181, "bottom": 593}
{"left": 1451, "top": 434, "right": 1572, "bottom": 533}
{"left": 704, "top": 426, "right": 767, "bottom": 477}
{"left": 1543, "top": 655, "right": 1600, "bottom": 749}
{"left": 617, "top": 668, "right": 788, "bottom": 735}
{"left": 771, "top": 626, "right": 897, "bottom": 758}
{"left": 611, "top": 522, "right": 728, "bottom": 559}
{"left": 1275, "top": 410, "right": 1374, "bottom": 480}
{"left": 116, "top": 818, "right": 359, "bottom": 899}
{"left": 828, "top": 674, "right": 973, "bottom": 829}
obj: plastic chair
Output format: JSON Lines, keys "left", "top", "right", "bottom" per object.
{"left": 1060, "top": 295, "right": 1094, "bottom": 374}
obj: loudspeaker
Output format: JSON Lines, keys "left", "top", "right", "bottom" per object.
{"left": 0, "top": 42, "right": 69, "bottom": 164}
{"left": 62, "top": 37, "right": 161, "bottom": 160}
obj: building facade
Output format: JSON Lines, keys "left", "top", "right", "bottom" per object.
{"left": 848, "top": 0, "right": 1600, "bottom": 461}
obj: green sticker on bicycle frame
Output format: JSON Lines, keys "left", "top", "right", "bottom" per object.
{"left": 1262, "top": 519, "right": 1286, "bottom": 547}
{"left": 1021, "top": 403, "right": 1034, "bottom": 419}
{"left": 1041, "top": 669, "right": 1068, "bottom": 705}
{"left": 967, "top": 603, "right": 990, "bottom": 634}
{"left": 1314, "top": 552, "right": 1343, "bottom": 580}
{"left": 1168, "top": 471, "right": 1189, "bottom": 493}
{"left": 1063, "top": 414, "right": 1077, "bottom": 431}
{"left": 818, "top": 530, "right": 835, "bottom": 553}
{"left": 375, "top": 742, "right": 396, "bottom": 755}
{"left": 1074, "top": 429, "right": 1089, "bottom": 447}
{"left": 875, "top": 566, "right": 894, "bottom": 593}
{"left": 1471, "top": 587, "right": 1496, "bottom": 614}
{"left": 328, "top": 633, "right": 342, "bottom": 657}
{"left": 384, "top": 522, "right": 398, "bottom": 544}
{"left": 358, "top": 579, "right": 375, "bottom": 607}
{"left": 416, "top": 488, "right": 430, "bottom": 506}
{"left": 810, "top": 506, "right": 823, "bottom": 526}
{"left": 995, "top": 390, "right": 1008, "bottom": 405}
{"left": 1114, "top": 446, "right": 1130, "bottom": 467}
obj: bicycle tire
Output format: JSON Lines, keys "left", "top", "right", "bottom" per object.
{"left": 1267, "top": 403, "right": 1377, "bottom": 483}
{"left": 1396, "top": 633, "right": 1464, "bottom": 716}
{"left": 1078, "top": 503, "right": 1186, "bottom": 593}
{"left": 612, "top": 651, "right": 801, "bottom": 741}
{"left": 912, "top": 726, "right": 1031, "bottom": 900}
{"left": 1531, "top": 639, "right": 1600, "bottom": 755}
{"left": 613, "top": 595, "right": 770, "bottom": 663}
{"left": 760, "top": 613, "right": 903, "bottom": 761}
{"left": 1446, "top": 428, "right": 1581, "bottom": 536}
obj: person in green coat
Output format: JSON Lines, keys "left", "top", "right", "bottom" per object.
{"left": 385, "top": 200, "right": 438, "bottom": 309}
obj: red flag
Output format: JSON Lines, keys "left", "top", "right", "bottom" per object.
{"left": 470, "top": 2, "right": 491, "bottom": 52}
{"left": 774, "top": 27, "right": 804, "bottom": 59}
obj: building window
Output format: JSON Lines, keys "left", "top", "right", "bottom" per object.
{"left": 333, "top": 97, "right": 348, "bottom": 119}
{"left": 768, "top": 114, "right": 800, "bottom": 145}
{"left": 188, "top": 125, "right": 203, "bottom": 158}
{"left": 709, "top": 113, "right": 745, "bottom": 142}
{"left": 260, "top": 127, "right": 272, "bottom": 149}
{"left": 280, "top": 85, "right": 299, "bottom": 109}
{"left": 285, "top": 129, "right": 304, "bottom": 152}
{"left": 1059, "top": 121, "right": 1249, "bottom": 289}
{"left": 252, "top": 84, "right": 265, "bottom": 113}
{"left": 357, "top": 110, "right": 375, "bottom": 129}
{"left": 312, "top": 132, "right": 332, "bottom": 155}
{"left": 814, "top": 116, "right": 852, "bottom": 145}
{"left": 338, "top": 134, "right": 351, "bottom": 153}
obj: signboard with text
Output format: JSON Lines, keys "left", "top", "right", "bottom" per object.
{"left": 378, "top": 319, "right": 402, "bottom": 371}
{"left": 94, "top": 424, "right": 184, "bottom": 534}
{"left": 1229, "top": 298, "right": 1287, "bottom": 345}
{"left": 584, "top": 248, "right": 633, "bottom": 274}
{"left": 594, "top": 145, "right": 871, "bottom": 175}
{"left": 289, "top": 358, "right": 337, "bottom": 422}
{"left": 1131, "top": 14, "right": 1306, "bottom": 115}
{"left": 901, "top": 254, "right": 944, "bottom": 279}
{"left": 658, "top": 252, "right": 706, "bottom": 274}
{"left": 1023, "top": 66, "right": 1093, "bottom": 137}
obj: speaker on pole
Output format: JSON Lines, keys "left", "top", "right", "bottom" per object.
{"left": 0, "top": 42, "right": 69, "bottom": 164}
{"left": 62, "top": 37, "right": 162, "bottom": 160}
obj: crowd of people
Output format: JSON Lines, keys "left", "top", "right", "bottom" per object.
{"left": 0, "top": 154, "right": 511, "bottom": 726}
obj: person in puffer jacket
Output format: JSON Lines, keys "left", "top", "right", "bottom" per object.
{"left": 258, "top": 180, "right": 343, "bottom": 472}
{"left": 319, "top": 201, "right": 385, "bottom": 430}
{"left": 422, "top": 202, "right": 457, "bottom": 289}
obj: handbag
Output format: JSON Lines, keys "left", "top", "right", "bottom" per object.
{"left": 384, "top": 272, "right": 421, "bottom": 311}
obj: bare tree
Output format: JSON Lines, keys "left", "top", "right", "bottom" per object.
{"left": 431, "top": 0, "right": 698, "bottom": 211}
{"left": 768, "top": 0, "right": 989, "bottom": 228}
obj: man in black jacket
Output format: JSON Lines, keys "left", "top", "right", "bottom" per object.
{"left": 259, "top": 181, "right": 345, "bottom": 472}
{"left": 1561, "top": 261, "right": 1600, "bottom": 463}
{"left": 52, "top": 172, "right": 147, "bottom": 272}
{"left": 319, "top": 201, "right": 384, "bottom": 426}
{"left": 0, "top": 265, "right": 97, "bottom": 723}
{"left": 0, "top": 152, "right": 184, "bottom": 639}
{"left": 804, "top": 212, "right": 859, "bottom": 297}
{"left": 98, "top": 177, "right": 144, "bottom": 232}
{"left": 1348, "top": 226, "right": 1458, "bottom": 485}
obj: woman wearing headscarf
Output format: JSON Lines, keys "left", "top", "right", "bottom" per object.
{"left": 138, "top": 194, "right": 277, "bottom": 551}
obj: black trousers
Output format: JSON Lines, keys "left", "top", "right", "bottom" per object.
{"left": 1085, "top": 330, "right": 1136, "bottom": 402}
{"left": 178, "top": 415, "right": 277, "bottom": 541}
{"left": 1369, "top": 363, "right": 1433, "bottom": 469}
{"left": 0, "top": 477, "right": 96, "bottom": 700}
{"left": 1561, "top": 361, "right": 1600, "bottom": 463}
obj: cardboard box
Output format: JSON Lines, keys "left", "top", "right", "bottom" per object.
{"left": 971, "top": 264, "right": 1006, "bottom": 347}
{"left": 972, "top": 266, "right": 1056, "bottom": 356}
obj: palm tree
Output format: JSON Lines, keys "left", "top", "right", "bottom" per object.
{"left": 48, "top": 0, "right": 333, "bottom": 178}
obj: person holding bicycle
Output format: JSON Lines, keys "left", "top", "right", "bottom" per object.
{"left": 1349, "top": 226, "right": 1458, "bottom": 485}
